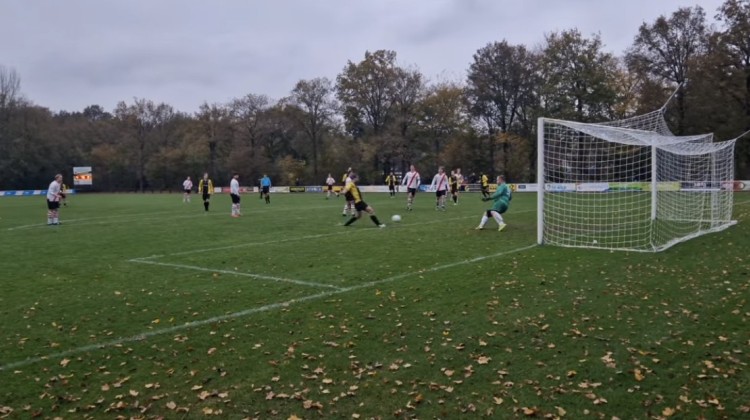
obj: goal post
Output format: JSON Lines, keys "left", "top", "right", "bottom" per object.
{"left": 537, "top": 113, "right": 738, "bottom": 252}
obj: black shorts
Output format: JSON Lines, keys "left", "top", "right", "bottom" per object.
{"left": 262, "top": 186, "right": 270, "bottom": 194}
{"left": 354, "top": 201, "right": 368, "bottom": 212}
{"left": 184, "top": 189, "right": 191, "bottom": 194}
{"left": 47, "top": 200, "right": 60, "bottom": 210}
{"left": 435, "top": 190, "right": 446, "bottom": 197}
{"left": 407, "top": 187, "right": 417, "bottom": 195}
{"left": 450, "top": 185, "right": 458, "bottom": 194}
{"left": 482, "top": 186, "right": 489, "bottom": 193}
{"left": 327, "top": 185, "right": 333, "bottom": 191}
{"left": 202, "top": 192, "right": 210, "bottom": 201}
{"left": 231, "top": 193, "right": 240, "bottom": 204}
{"left": 388, "top": 185, "right": 395, "bottom": 191}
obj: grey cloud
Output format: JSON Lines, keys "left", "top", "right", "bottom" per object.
{"left": 0, "top": 0, "right": 727, "bottom": 113}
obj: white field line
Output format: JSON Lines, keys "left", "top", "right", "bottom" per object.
{"left": 735, "top": 198, "right": 750, "bottom": 206}
{"left": 140, "top": 209, "right": 536, "bottom": 260}
{"left": 5, "top": 210, "right": 177, "bottom": 231}
{"left": 4, "top": 203, "right": 349, "bottom": 231}
{"left": 136, "top": 215, "right": 481, "bottom": 260}
{"left": 129, "top": 259, "right": 344, "bottom": 290}
{"left": 0, "top": 243, "right": 537, "bottom": 372}
{"left": 7, "top": 212, "right": 229, "bottom": 231}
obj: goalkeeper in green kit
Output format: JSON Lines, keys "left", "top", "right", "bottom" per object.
{"left": 475, "top": 175, "right": 511, "bottom": 231}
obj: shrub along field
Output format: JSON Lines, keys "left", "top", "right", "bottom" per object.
{"left": 0, "top": 192, "right": 748, "bottom": 418}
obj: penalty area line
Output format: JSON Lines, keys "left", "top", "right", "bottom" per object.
{"left": 128, "top": 259, "right": 343, "bottom": 290}
{"left": 0, "top": 243, "right": 537, "bottom": 372}
{"left": 136, "top": 215, "right": 481, "bottom": 260}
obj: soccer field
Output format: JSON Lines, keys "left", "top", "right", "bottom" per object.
{"left": 1, "top": 192, "right": 749, "bottom": 418}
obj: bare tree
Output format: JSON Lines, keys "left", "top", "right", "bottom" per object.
{"left": 467, "top": 40, "right": 540, "bottom": 174}
{"left": 114, "top": 98, "right": 176, "bottom": 191}
{"left": 196, "top": 102, "right": 232, "bottom": 178}
{"left": 626, "top": 6, "right": 709, "bottom": 134}
{"left": 290, "top": 77, "right": 336, "bottom": 177}
{"left": 0, "top": 65, "right": 21, "bottom": 112}
{"left": 230, "top": 93, "right": 271, "bottom": 151}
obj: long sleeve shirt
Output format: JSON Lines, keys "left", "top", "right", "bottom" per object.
{"left": 402, "top": 171, "right": 421, "bottom": 189}
{"left": 430, "top": 173, "right": 450, "bottom": 192}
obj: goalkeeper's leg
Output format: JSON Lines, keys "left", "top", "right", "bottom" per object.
{"left": 476, "top": 210, "right": 491, "bottom": 229}
{"left": 491, "top": 210, "right": 504, "bottom": 225}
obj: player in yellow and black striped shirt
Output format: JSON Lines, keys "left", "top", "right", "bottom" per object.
{"left": 198, "top": 172, "right": 214, "bottom": 212}
{"left": 480, "top": 172, "right": 490, "bottom": 198}
{"left": 60, "top": 182, "right": 68, "bottom": 206}
{"left": 385, "top": 171, "right": 398, "bottom": 197}
{"left": 342, "top": 173, "right": 385, "bottom": 228}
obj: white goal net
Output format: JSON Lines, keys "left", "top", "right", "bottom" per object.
{"left": 537, "top": 110, "right": 738, "bottom": 252}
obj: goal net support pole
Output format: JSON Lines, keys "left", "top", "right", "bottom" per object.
{"left": 537, "top": 117, "right": 545, "bottom": 245}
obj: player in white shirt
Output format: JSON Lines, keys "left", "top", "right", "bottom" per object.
{"left": 401, "top": 165, "right": 421, "bottom": 211}
{"left": 182, "top": 176, "right": 193, "bottom": 203}
{"left": 325, "top": 173, "right": 336, "bottom": 199}
{"left": 230, "top": 173, "right": 241, "bottom": 217}
{"left": 430, "top": 166, "right": 450, "bottom": 211}
{"left": 46, "top": 174, "right": 64, "bottom": 225}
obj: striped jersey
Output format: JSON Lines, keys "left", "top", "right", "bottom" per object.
{"left": 402, "top": 170, "right": 420, "bottom": 189}
{"left": 430, "top": 173, "right": 450, "bottom": 191}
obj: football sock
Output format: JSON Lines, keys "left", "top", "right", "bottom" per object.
{"left": 344, "top": 216, "right": 357, "bottom": 226}
{"left": 204, "top": 201, "right": 209, "bottom": 211}
{"left": 479, "top": 215, "right": 489, "bottom": 228}
{"left": 370, "top": 215, "right": 382, "bottom": 226}
{"left": 492, "top": 212, "right": 504, "bottom": 225}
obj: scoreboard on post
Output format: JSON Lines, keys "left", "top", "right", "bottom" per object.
{"left": 73, "top": 166, "right": 93, "bottom": 186}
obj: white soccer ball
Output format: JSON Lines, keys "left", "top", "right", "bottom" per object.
{"left": 391, "top": 214, "right": 402, "bottom": 222}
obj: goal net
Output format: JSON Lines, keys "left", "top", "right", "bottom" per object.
{"left": 537, "top": 110, "right": 738, "bottom": 252}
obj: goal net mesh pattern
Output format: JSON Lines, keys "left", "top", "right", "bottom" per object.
{"left": 539, "top": 111, "right": 737, "bottom": 252}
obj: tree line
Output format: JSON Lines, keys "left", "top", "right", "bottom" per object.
{"left": 0, "top": 1, "right": 748, "bottom": 191}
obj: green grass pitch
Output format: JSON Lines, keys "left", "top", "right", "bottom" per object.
{"left": 1, "top": 192, "right": 749, "bottom": 418}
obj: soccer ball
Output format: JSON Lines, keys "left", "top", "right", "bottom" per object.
{"left": 391, "top": 214, "right": 402, "bottom": 222}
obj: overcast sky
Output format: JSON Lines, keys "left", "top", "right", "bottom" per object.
{"left": 0, "top": 0, "right": 725, "bottom": 114}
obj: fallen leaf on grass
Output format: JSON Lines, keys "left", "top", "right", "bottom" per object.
{"left": 600, "top": 352, "right": 616, "bottom": 368}
{"left": 303, "top": 400, "right": 324, "bottom": 409}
